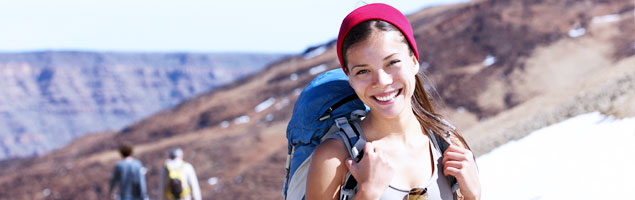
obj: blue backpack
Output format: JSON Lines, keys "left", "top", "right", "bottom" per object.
{"left": 283, "top": 69, "right": 458, "bottom": 200}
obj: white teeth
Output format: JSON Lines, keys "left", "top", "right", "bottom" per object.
{"left": 375, "top": 90, "right": 399, "bottom": 101}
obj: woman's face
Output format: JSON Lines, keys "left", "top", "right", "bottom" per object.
{"left": 345, "top": 30, "right": 419, "bottom": 119}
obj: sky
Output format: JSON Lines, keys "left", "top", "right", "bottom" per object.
{"left": 0, "top": 0, "right": 468, "bottom": 54}
{"left": 477, "top": 112, "right": 635, "bottom": 199}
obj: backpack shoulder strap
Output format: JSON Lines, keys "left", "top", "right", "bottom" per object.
{"left": 336, "top": 119, "right": 366, "bottom": 160}
{"left": 427, "top": 128, "right": 460, "bottom": 199}
{"left": 325, "top": 131, "right": 361, "bottom": 200}
{"left": 322, "top": 111, "right": 366, "bottom": 200}
{"left": 321, "top": 110, "right": 367, "bottom": 161}
{"left": 427, "top": 128, "right": 449, "bottom": 154}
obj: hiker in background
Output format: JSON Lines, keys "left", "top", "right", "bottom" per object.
{"left": 109, "top": 143, "right": 149, "bottom": 200}
{"left": 158, "top": 148, "right": 202, "bottom": 200}
{"left": 306, "top": 3, "right": 480, "bottom": 200}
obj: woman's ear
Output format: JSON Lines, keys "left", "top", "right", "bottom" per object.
{"left": 412, "top": 55, "right": 420, "bottom": 73}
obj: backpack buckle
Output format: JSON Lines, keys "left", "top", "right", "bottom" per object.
{"left": 334, "top": 117, "right": 348, "bottom": 128}
{"left": 350, "top": 110, "right": 366, "bottom": 121}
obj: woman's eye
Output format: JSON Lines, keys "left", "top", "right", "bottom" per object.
{"left": 355, "top": 69, "right": 369, "bottom": 75}
{"left": 389, "top": 59, "right": 401, "bottom": 66}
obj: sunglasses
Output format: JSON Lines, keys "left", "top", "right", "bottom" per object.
{"left": 407, "top": 187, "right": 427, "bottom": 200}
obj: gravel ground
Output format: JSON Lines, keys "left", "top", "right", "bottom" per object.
{"left": 466, "top": 57, "right": 635, "bottom": 156}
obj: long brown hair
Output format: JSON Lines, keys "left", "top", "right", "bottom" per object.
{"left": 342, "top": 20, "right": 470, "bottom": 149}
{"left": 412, "top": 73, "right": 470, "bottom": 149}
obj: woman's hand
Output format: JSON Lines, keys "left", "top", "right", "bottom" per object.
{"left": 345, "top": 142, "right": 394, "bottom": 200}
{"left": 442, "top": 145, "right": 481, "bottom": 200}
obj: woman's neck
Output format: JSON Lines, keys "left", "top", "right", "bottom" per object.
{"left": 362, "top": 109, "right": 422, "bottom": 142}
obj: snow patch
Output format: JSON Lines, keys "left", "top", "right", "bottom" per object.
{"left": 568, "top": 24, "right": 586, "bottom": 38}
{"left": 592, "top": 14, "right": 620, "bottom": 24}
{"left": 477, "top": 112, "right": 635, "bottom": 200}
{"left": 290, "top": 73, "right": 298, "bottom": 81}
{"left": 309, "top": 64, "right": 328, "bottom": 75}
{"left": 254, "top": 97, "right": 275, "bottom": 113}
{"left": 207, "top": 177, "right": 219, "bottom": 185}
{"left": 457, "top": 106, "right": 466, "bottom": 113}
{"left": 42, "top": 188, "right": 51, "bottom": 197}
{"left": 483, "top": 55, "right": 496, "bottom": 67}
{"left": 220, "top": 121, "right": 229, "bottom": 128}
{"left": 303, "top": 45, "right": 327, "bottom": 59}
{"left": 265, "top": 113, "right": 274, "bottom": 122}
{"left": 234, "top": 115, "right": 250, "bottom": 124}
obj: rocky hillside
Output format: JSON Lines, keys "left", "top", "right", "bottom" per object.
{"left": 0, "top": 51, "right": 286, "bottom": 160}
{"left": 0, "top": 0, "right": 632, "bottom": 199}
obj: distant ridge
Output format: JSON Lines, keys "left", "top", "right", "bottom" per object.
{"left": 0, "top": 51, "right": 286, "bottom": 160}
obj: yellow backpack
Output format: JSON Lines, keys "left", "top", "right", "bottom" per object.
{"left": 165, "top": 163, "right": 191, "bottom": 199}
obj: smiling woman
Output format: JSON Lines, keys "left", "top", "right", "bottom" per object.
{"left": 306, "top": 3, "right": 481, "bottom": 200}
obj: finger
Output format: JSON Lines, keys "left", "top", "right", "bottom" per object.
{"left": 447, "top": 145, "right": 466, "bottom": 153}
{"left": 344, "top": 158, "right": 356, "bottom": 174}
{"left": 448, "top": 145, "right": 475, "bottom": 159}
{"left": 442, "top": 160, "right": 464, "bottom": 170}
{"left": 443, "top": 166, "right": 461, "bottom": 177}
{"left": 443, "top": 151, "right": 468, "bottom": 162}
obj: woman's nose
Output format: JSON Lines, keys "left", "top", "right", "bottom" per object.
{"left": 373, "top": 69, "right": 392, "bottom": 87}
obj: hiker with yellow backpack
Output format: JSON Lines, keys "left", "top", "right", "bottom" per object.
{"left": 158, "top": 148, "right": 202, "bottom": 200}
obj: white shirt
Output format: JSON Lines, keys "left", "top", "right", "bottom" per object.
{"left": 158, "top": 159, "right": 202, "bottom": 200}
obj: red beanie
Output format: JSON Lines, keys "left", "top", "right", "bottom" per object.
{"left": 336, "top": 3, "right": 419, "bottom": 75}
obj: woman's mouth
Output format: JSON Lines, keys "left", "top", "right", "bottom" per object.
{"left": 372, "top": 89, "right": 402, "bottom": 103}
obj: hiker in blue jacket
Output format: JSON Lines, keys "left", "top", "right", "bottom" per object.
{"left": 306, "top": 3, "right": 481, "bottom": 200}
{"left": 109, "top": 144, "right": 149, "bottom": 200}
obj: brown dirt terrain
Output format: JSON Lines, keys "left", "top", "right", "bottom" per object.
{"left": 0, "top": 0, "right": 633, "bottom": 199}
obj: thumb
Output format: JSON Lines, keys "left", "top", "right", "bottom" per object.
{"left": 344, "top": 158, "right": 356, "bottom": 173}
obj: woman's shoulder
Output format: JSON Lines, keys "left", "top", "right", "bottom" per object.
{"left": 312, "top": 138, "right": 350, "bottom": 163}
{"left": 307, "top": 138, "right": 351, "bottom": 195}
